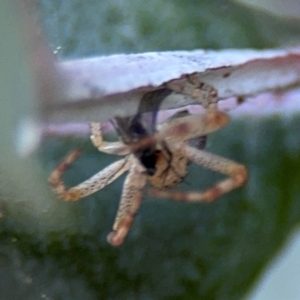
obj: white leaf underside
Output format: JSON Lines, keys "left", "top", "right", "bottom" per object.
{"left": 46, "top": 47, "right": 300, "bottom": 123}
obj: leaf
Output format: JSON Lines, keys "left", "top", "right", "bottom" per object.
{"left": 46, "top": 48, "right": 300, "bottom": 124}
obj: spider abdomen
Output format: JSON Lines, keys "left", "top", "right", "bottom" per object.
{"left": 148, "top": 148, "right": 188, "bottom": 190}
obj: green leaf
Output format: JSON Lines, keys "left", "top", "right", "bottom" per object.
{"left": 1, "top": 0, "right": 300, "bottom": 299}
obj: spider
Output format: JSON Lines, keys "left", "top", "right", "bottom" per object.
{"left": 48, "top": 75, "right": 248, "bottom": 246}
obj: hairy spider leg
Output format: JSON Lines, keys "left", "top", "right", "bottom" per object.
{"left": 148, "top": 113, "right": 247, "bottom": 202}
{"left": 143, "top": 77, "right": 247, "bottom": 201}
{"left": 149, "top": 144, "right": 247, "bottom": 202}
{"left": 48, "top": 123, "right": 132, "bottom": 201}
{"left": 165, "top": 74, "right": 218, "bottom": 112}
{"left": 91, "top": 122, "right": 149, "bottom": 246}
{"left": 49, "top": 122, "right": 149, "bottom": 246}
{"left": 48, "top": 150, "right": 131, "bottom": 201}
{"left": 107, "top": 161, "right": 147, "bottom": 246}
{"left": 90, "top": 122, "right": 130, "bottom": 156}
{"left": 156, "top": 112, "right": 229, "bottom": 143}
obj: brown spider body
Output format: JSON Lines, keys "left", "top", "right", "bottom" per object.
{"left": 146, "top": 146, "right": 187, "bottom": 190}
{"left": 48, "top": 77, "right": 248, "bottom": 246}
{"left": 112, "top": 109, "right": 194, "bottom": 191}
{"left": 145, "top": 116, "right": 207, "bottom": 190}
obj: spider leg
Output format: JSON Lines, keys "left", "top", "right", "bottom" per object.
{"left": 124, "top": 76, "right": 226, "bottom": 176}
{"left": 48, "top": 150, "right": 131, "bottom": 201}
{"left": 165, "top": 75, "right": 218, "bottom": 112}
{"left": 90, "top": 122, "right": 130, "bottom": 155}
{"left": 149, "top": 143, "right": 248, "bottom": 202}
{"left": 107, "top": 162, "right": 147, "bottom": 246}
{"left": 158, "top": 111, "right": 229, "bottom": 143}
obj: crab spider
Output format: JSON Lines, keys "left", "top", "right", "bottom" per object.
{"left": 48, "top": 77, "right": 248, "bottom": 246}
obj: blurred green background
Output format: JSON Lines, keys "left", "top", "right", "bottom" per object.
{"left": 2, "top": 0, "right": 300, "bottom": 299}
{"left": 38, "top": 0, "right": 300, "bottom": 57}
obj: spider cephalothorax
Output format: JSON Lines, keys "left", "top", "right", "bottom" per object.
{"left": 113, "top": 109, "right": 206, "bottom": 190}
{"left": 111, "top": 88, "right": 173, "bottom": 176}
{"left": 48, "top": 77, "right": 248, "bottom": 246}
